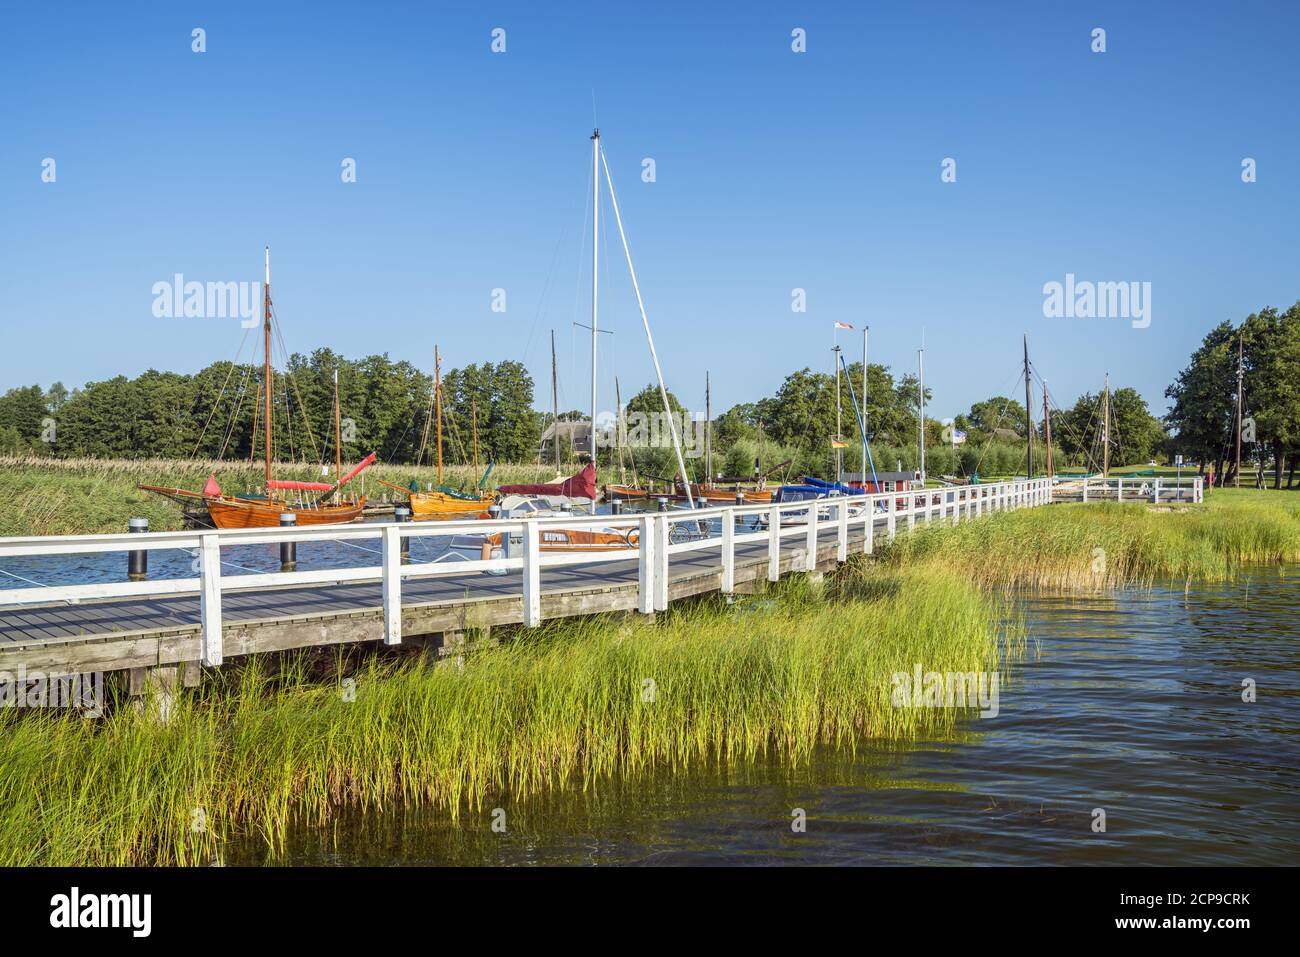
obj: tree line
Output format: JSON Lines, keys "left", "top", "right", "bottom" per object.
{"left": 6, "top": 306, "right": 1294, "bottom": 487}
{"left": 1164, "top": 302, "right": 1300, "bottom": 487}
{"left": 0, "top": 350, "right": 541, "bottom": 469}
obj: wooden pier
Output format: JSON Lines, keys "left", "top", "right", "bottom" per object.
{"left": 0, "top": 477, "right": 1198, "bottom": 684}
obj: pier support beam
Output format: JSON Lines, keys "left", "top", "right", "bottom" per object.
{"left": 129, "top": 664, "right": 179, "bottom": 724}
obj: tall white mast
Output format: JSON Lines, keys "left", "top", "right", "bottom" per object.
{"left": 589, "top": 128, "right": 600, "bottom": 460}
{"left": 917, "top": 340, "right": 926, "bottom": 482}
{"left": 599, "top": 144, "right": 696, "bottom": 509}
{"left": 833, "top": 344, "right": 843, "bottom": 483}
{"left": 862, "top": 326, "right": 869, "bottom": 481}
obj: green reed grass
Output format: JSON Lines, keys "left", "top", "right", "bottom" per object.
{"left": 0, "top": 566, "right": 1021, "bottom": 866}
{"left": 877, "top": 490, "right": 1300, "bottom": 591}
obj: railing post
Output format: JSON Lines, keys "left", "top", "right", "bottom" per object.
{"left": 886, "top": 494, "right": 896, "bottom": 540}
{"left": 198, "top": 533, "right": 223, "bottom": 667}
{"left": 907, "top": 491, "right": 916, "bottom": 532}
{"left": 654, "top": 513, "right": 670, "bottom": 610}
{"left": 381, "top": 523, "right": 403, "bottom": 643}
{"left": 638, "top": 514, "right": 656, "bottom": 614}
{"left": 722, "top": 507, "right": 736, "bottom": 593}
{"left": 768, "top": 505, "right": 781, "bottom": 581}
{"left": 865, "top": 496, "right": 875, "bottom": 554}
{"left": 836, "top": 499, "right": 848, "bottom": 562}
{"left": 1116, "top": 477, "right": 1123, "bottom": 501}
{"left": 805, "top": 500, "right": 819, "bottom": 571}
{"left": 1082, "top": 478, "right": 1089, "bottom": 503}
{"left": 1152, "top": 478, "right": 1161, "bottom": 503}
{"left": 519, "top": 519, "right": 541, "bottom": 627}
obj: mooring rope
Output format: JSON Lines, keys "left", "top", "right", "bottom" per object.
{"left": 0, "top": 567, "right": 53, "bottom": 588}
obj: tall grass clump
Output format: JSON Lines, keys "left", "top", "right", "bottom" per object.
{"left": 878, "top": 492, "right": 1300, "bottom": 591}
{"left": 0, "top": 565, "right": 1021, "bottom": 866}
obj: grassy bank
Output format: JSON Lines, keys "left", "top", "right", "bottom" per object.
{"left": 0, "top": 566, "right": 1020, "bottom": 866}
{"left": 878, "top": 489, "right": 1300, "bottom": 590}
{"left": 0, "top": 456, "right": 559, "bottom": 536}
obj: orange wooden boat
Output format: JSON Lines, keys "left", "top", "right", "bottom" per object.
{"left": 393, "top": 345, "right": 496, "bottom": 521}
{"left": 604, "top": 483, "right": 657, "bottom": 500}
{"left": 408, "top": 490, "right": 493, "bottom": 520}
{"left": 204, "top": 496, "right": 365, "bottom": 529}
{"left": 454, "top": 523, "right": 640, "bottom": 563}
{"left": 604, "top": 482, "right": 772, "bottom": 504}
{"left": 691, "top": 483, "right": 772, "bottom": 504}
{"left": 140, "top": 247, "right": 375, "bottom": 529}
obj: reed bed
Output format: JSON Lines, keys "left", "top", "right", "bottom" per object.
{"left": 0, "top": 566, "right": 1021, "bottom": 866}
{"left": 877, "top": 491, "right": 1300, "bottom": 591}
{"left": 0, "top": 456, "right": 559, "bottom": 536}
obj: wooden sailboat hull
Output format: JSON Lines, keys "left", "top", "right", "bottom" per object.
{"left": 409, "top": 491, "right": 494, "bottom": 520}
{"left": 692, "top": 485, "right": 772, "bottom": 504}
{"left": 206, "top": 496, "right": 366, "bottom": 529}
{"left": 604, "top": 484, "right": 657, "bottom": 500}
{"left": 605, "top": 483, "right": 772, "bottom": 504}
{"left": 483, "top": 525, "right": 638, "bottom": 554}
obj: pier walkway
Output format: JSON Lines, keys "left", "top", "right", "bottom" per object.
{"left": 0, "top": 477, "right": 1197, "bottom": 681}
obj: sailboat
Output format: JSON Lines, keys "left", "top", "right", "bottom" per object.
{"left": 141, "top": 248, "right": 375, "bottom": 528}
{"left": 392, "top": 346, "right": 495, "bottom": 520}
{"left": 448, "top": 127, "right": 695, "bottom": 568}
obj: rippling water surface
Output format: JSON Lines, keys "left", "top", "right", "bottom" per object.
{"left": 225, "top": 567, "right": 1298, "bottom": 865}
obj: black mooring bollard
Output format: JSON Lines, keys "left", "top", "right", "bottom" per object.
{"left": 657, "top": 496, "right": 669, "bottom": 512}
{"left": 394, "top": 506, "right": 411, "bottom": 561}
{"left": 735, "top": 492, "right": 745, "bottom": 506}
{"left": 610, "top": 500, "right": 623, "bottom": 516}
{"left": 279, "top": 512, "right": 297, "bottom": 571}
{"left": 127, "top": 517, "right": 148, "bottom": 581}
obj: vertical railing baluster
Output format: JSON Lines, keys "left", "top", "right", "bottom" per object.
{"left": 199, "top": 533, "right": 223, "bottom": 667}
{"left": 722, "top": 507, "right": 736, "bottom": 593}
{"left": 768, "top": 505, "right": 781, "bottom": 581}
{"left": 836, "top": 500, "right": 848, "bottom": 562}
{"left": 805, "top": 499, "right": 819, "bottom": 571}
{"left": 638, "top": 514, "right": 656, "bottom": 614}
{"left": 520, "top": 519, "right": 541, "bottom": 627}
{"left": 381, "top": 523, "right": 403, "bottom": 643}
{"left": 654, "top": 513, "right": 670, "bottom": 610}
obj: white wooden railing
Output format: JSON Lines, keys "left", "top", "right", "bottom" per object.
{"left": 0, "top": 479, "right": 1056, "bottom": 667}
{"left": 1054, "top": 475, "right": 1204, "bottom": 504}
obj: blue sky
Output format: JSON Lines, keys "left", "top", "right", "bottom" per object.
{"left": 2, "top": 1, "right": 1297, "bottom": 424}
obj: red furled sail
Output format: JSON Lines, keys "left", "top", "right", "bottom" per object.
{"left": 267, "top": 479, "right": 336, "bottom": 491}
{"left": 202, "top": 473, "right": 222, "bottom": 497}
{"left": 498, "top": 462, "right": 597, "bottom": 499}
{"left": 335, "top": 452, "right": 378, "bottom": 490}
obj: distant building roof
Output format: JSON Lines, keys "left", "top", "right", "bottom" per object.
{"left": 541, "top": 421, "right": 589, "bottom": 443}
{"left": 842, "top": 470, "right": 917, "bottom": 483}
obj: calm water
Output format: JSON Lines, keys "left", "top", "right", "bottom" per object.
{"left": 228, "top": 566, "right": 1299, "bottom": 866}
